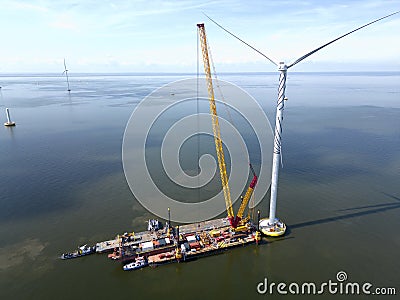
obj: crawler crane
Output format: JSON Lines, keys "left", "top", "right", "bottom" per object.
{"left": 197, "top": 23, "right": 258, "bottom": 231}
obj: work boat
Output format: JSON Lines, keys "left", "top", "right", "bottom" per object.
{"left": 123, "top": 256, "right": 148, "bottom": 271}
{"left": 60, "top": 244, "right": 95, "bottom": 259}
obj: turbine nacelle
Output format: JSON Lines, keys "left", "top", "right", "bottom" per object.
{"left": 278, "top": 62, "right": 287, "bottom": 71}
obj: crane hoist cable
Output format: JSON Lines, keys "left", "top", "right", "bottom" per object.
{"left": 207, "top": 35, "right": 249, "bottom": 165}
{"left": 207, "top": 39, "right": 258, "bottom": 226}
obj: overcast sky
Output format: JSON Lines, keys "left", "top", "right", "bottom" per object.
{"left": 0, "top": 0, "right": 399, "bottom": 73}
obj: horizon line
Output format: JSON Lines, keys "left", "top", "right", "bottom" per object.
{"left": 1, "top": 70, "right": 399, "bottom": 76}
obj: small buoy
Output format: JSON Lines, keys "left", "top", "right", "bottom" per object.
{"left": 4, "top": 108, "right": 16, "bottom": 127}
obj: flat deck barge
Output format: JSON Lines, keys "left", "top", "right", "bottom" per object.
{"left": 61, "top": 217, "right": 261, "bottom": 270}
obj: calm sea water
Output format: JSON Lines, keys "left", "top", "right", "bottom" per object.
{"left": 0, "top": 72, "right": 399, "bottom": 299}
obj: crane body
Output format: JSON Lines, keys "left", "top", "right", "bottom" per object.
{"left": 231, "top": 165, "right": 257, "bottom": 229}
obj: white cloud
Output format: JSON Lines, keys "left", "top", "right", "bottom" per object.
{"left": 7, "top": 1, "right": 49, "bottom": 13}
{"left": 49, "top": 14, "right": 80, "bottom": 31}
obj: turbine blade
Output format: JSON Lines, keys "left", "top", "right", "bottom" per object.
{"left": 203, "top": 13, "right": 278, "bottom": 67}
{"left": 64, "top": 58, "right": 67, "bottom": 70}
{"left": 287, "top": 10, "right": 400, "bottom": 69}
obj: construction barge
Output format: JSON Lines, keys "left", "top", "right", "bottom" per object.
{"left": 60, "top": 23, "right": 288, "bottom": 270}
{"left": 61, "top": 217, "right": 263, "bottom": 270}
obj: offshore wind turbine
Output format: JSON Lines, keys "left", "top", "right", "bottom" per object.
{"left": 62, "top": 58, "right": 71, "bottom": 92}
{"left": 205, "top": 11, "right": 400, "bottom": 236}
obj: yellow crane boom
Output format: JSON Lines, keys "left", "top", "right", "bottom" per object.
{"left": 197, "top": 23, "right": 258, "bottom": 229}
{"left": 197, "top": 23, "right": 235, "bottom": 222}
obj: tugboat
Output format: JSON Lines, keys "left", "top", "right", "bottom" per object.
{"left": 60, "top": 244, "right": 95, "bottom": 259}
{"left": 123, "top": 256, "right": 148, "bottom": 271}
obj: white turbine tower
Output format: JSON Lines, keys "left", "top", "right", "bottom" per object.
{"left": 62, "top": 58, "right": 71, "bottom": 92}
{"left": 206, "top": 10, "right": 400, "bottom": 236}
